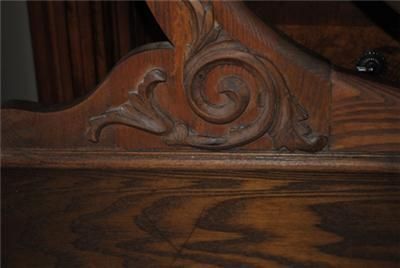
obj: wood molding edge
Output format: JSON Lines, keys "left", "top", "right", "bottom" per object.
{"left": 2, "top": 149, "right": 399, "bottom": 173}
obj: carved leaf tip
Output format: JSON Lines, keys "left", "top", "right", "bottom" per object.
{"left": 87, "top": 69, "right": 169, "bottom": 143}
{"left": 87, "top": 115, "right": 106, "bottom": 143}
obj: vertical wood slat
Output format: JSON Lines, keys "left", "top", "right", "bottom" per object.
{"left": 27, "top": 1, "right": 166, "bottom": 105}
{"left": 114, "top": 1, "right": 132, "bottom": 59}
{"left": 65, "top": 1, "right": 84, "bottom": 99}
{"left": 28, "top": 2, "right": 74, "bottom": 104}
{"left": 91, "top": 2, "right": 109, "bottom": 82}
{"left": 65, "top": 1, "right": 97, "bottom": 98}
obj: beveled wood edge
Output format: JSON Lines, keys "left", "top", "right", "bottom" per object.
{"left": 2, "top": 149, "right": 399, "bottom": 173}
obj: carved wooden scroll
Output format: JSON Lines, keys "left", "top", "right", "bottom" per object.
{"left": 2, "top": 0, "right": 400, "bottom": 159}
{"left": 88, "top": 0, "right": 327, "bottom": 152}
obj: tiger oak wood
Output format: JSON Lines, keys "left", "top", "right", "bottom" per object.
{"left": 3, "top": 169, "right": 400, "bottom": 267}
{"left": 1, "top": 0, "right": 400, "bottom": 267}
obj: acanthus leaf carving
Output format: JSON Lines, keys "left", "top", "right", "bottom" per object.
{"left": 269, "top": 94, "right": 329, "bottom": 152}
{"left": 87, "top": 69, "right": 171, "bottom": 142}
{"left": 87, "top": 0, "right": 328, "bottom": 152}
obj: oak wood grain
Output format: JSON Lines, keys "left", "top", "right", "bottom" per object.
{"left": 2, "top": 2, "right": 400, "bottom": 266}
{"left": 331, "top": 71, "right": 400, "bottom": 151}
{"left": 3, "top": 168, "right": 400, "bottom": 267}
{"left": 3, "top": 0, "right": 400, "bottom": 153}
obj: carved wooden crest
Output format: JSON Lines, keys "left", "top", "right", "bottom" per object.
{"left": 88, "top": 0, "right": 328, "bottom": 152}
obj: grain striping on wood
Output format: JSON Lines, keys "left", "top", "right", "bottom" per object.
{"left": 3, "top": 169, "right": 400, "bottom": 267}
{"left": 331, "top": 71, "right": 400, "bottom": 151}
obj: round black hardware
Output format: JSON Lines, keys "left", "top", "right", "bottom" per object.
{"left": 356, "top": 50, "right": 385, "bottom": 75}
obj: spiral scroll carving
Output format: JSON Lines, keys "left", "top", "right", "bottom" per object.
{"left": 183, "top": 40, "right": 276, "bottom": 148}
{"left": 87, "top": 0, "right": 328, "bottom": 152}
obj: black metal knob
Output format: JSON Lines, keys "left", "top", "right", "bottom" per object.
{"left": 356, "top": 50, "right": 385, "bottom": 75}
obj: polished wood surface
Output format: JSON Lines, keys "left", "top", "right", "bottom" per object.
{"left": 2, "top": 1, "right": 400, "bottom": 267}
{"left": 3, "top": 168, "right": 399, "bottom": 267}
{"left": 3, "top": 1, "right": 400, "bottom": 152}
{"left": 331, "top": 71, "right": 400, "bottom": 151}
{"left": 2, "top": 150, "right": 400, "bottom": 174}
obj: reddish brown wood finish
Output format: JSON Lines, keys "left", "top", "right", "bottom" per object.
{"left": 2, "top": 1, "right": 400, "bottom": 267}
{"left": 5, "top": 0, "right": 398, "bottom": 153}
{"left": 3, "top": 168, "right": 400, "bottom": 267}
{"left": 331, "top": 71, "right": 400, "bottom": 151}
